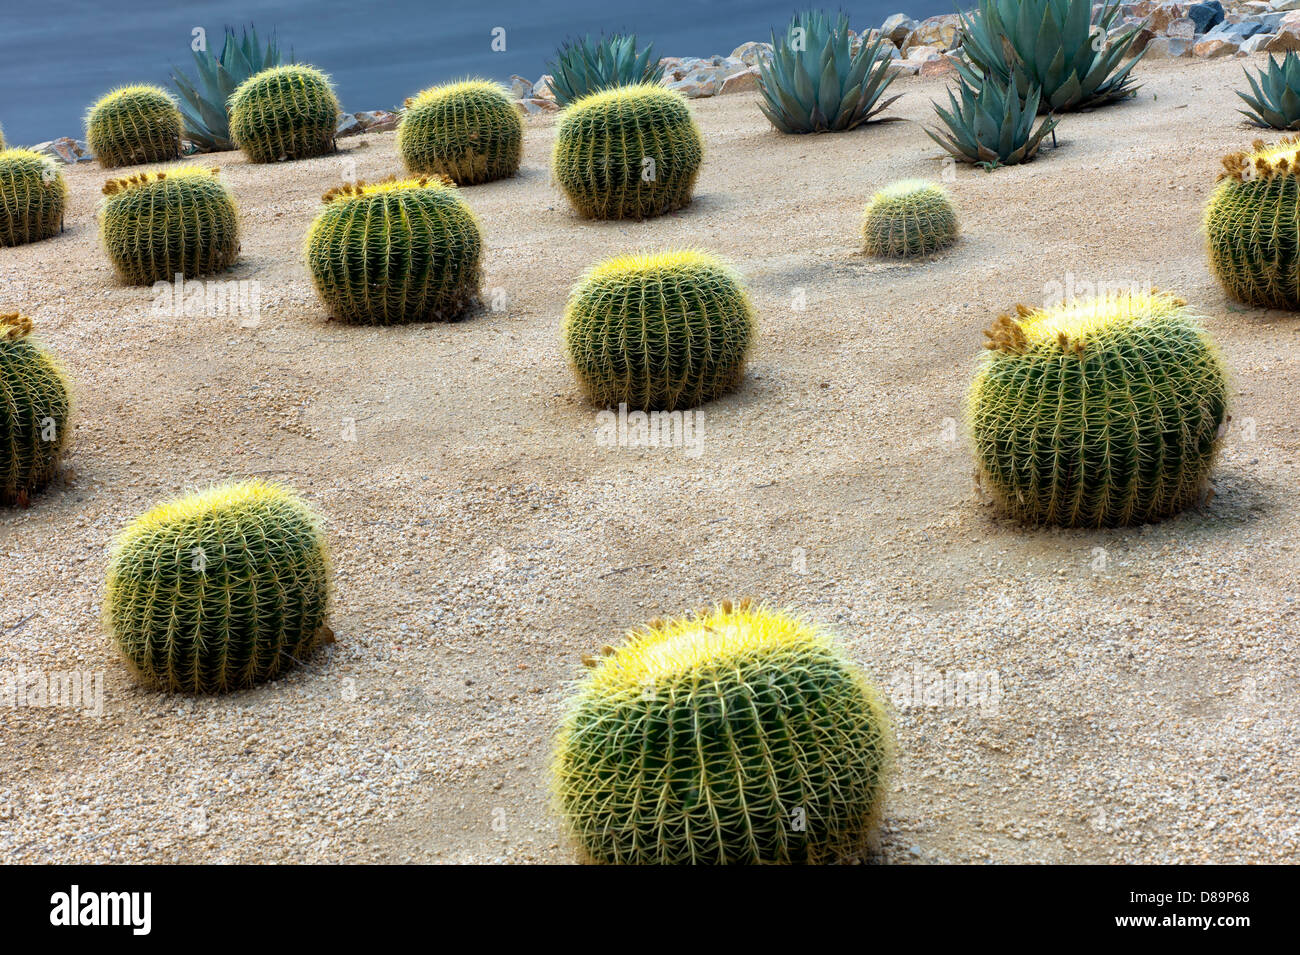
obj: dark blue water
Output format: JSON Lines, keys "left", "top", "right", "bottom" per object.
{"left": 0, "top": 1, "right": 947, "bottom": 145}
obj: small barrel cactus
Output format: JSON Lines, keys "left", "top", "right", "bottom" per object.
{"left": 228, "top": 65, "right": 340, "bottom": 163}
{"left": 552, "top": 83, "right": 704, "bottom": 220}
{"left": 553, "top": 600, "right": 893, "bottom": 864}
{"left": 105, "top": 480, "right": 332, "bottom": 693}
{"left": 862, "top": 180, "right": 958, "bottom": 257}
{"left": 85, "top": 85, "right": 183, "bottom": 169}
{"left": 0, "top": 314, "right": 72, "bottom": 506}
{"left": 967, "top": 291, "right": 1229, "bottom": 528}
{"left": 1205, "top": 136, "right": 1300, "bottom": 308}
{"left": 562, "top": 249, "right": 756, "bottom": 411}
{"left": 398, "top": 79, "right": 523, "bottom": 185}
{"left": 100, "top": 167, "right": 239, "bottom": 286}
{"left": 0, "top": 149, "right": 67, "bottom": 246}
{"left": 306, "top": 176, "right": 483, "bottom": 325}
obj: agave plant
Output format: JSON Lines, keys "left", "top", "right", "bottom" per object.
{"left": 171, "top": 25, "right": 285, "bottom": 151}
{"left": 1238, "top": 53, "right": 1300, "bottom": 130}
{"left": 957, "top": 0, "right": 1146, "bottom": 114}
{"left": 758, "top": 10, "right": 902, "bottom": 134}
{"left": 927, "top": 71, "right": 1060, "bottom": 168}
{"left": 546, "top": 34, "right": 665, "bottom": 108}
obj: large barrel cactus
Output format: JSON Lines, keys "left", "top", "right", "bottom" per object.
{"left": 562, "top": 249, "right": 756, "bottom": 411}
{"left": 552, "top": 83, "right": 703, "bottom": 220}
{"left": 0, "top": 149, "right": 67, "bottom": 246}
{"left": 553, "top": 600, "right": 893, "bottom": 865}
{"left": 1205, "top": 137, "right": 1300, "bottom": 309}
{"left": 85, "top": 85, "right": 184, "bottom": 169}
{"left": 0, "top": 314, "right": 72, "bottom": 506}
{"left": 105, "top": 480, "right": 332, "bottom": 693}
{"left": 228, "top": 64, "right": 340, "bottom": 163}
{"left": 397, "top": 79, "right": 523, "bottom": 185}
{"left": 862, "top": 180, "right": 958, "bottom": 257}
{"left": 100, "top": 167, "right": 239, "bottom": 285}
{"left": 967, "top": 291, "right": 1229, "bottom": 527}
{"left": 305, "top": 176, "right": 483, "bottom": 325}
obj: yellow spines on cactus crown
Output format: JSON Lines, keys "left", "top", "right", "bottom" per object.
{"left": 319, "top": 174, "right": 455, "bottom": 205}
{"left": 580, "top": 247, "right": 730, "bottom": 283}
{"left": 403, "top": 78, "right": 509, "bottom": 109}
{"left": 112, "top": 479, "right": 317, "bottom": 549}
{"left": 982, "top": 290, "right": 1191, "bottom": 357}
{"left": 566, "top": 81, "right": 681, "bottom": 112}
{"left": 101, "top": 165, "right": 222, "bottom": 196}
{"left": 1218, "top": 135, "right": 1300, "bottom": 182}
{"left": 0, "top": 311, "right": 34, "bottom": 340}
{"left": 871, "top": 178, "right": 943, "bottom": 202}
{"left": 86, "top": 84, "right": 177, "bottom": 117}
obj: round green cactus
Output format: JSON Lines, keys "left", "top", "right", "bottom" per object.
{"left": 85, "top": 85, "right": 183, "bottom": 169}
{"left": 967, "top": 291, "right": 1230, "bottom": 528}
{"left": 562, "top": 249, "right": 755, "bottom": 411}
{"left": 0, "top": 314, "right": 72, "bottom": 506}
{"left": 228, "top": 65, "right": 340, "bottom": 163}
{"left": 552, "top": 83, "right": 704, "bottom": 220}
{"left": 553, "top": 600, "right": 893, "bottom": 865}
{"left": 862, "top": 179, "right": 958, "bottom": 257}
{"left": 0, "top": 149, "right": 67, "bottom": 247}
{"left": 100, "top": 167, "right": 239, "bottom": 286}
{"left": 306, "top": 176, "right": 483, "bottom": 325}
{"left": 398, "top": 79, "right": 523, "bottom": 185}
{"left": 1205, "top": 137, "right": 1300, "bottom": 309}
{"left": 105, "top": 480, "right": 332, "bottom": 694}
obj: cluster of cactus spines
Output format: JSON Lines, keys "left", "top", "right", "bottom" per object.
{"left": 397, "top": 80, "right": 524, "bottom": 185}
{"left": 967, "top": 291, "right": 1230, "bottom": 528}
{"left": 552, "top": 600, "right": 893, "bottom": 865}
{"left": 552, "top": 84, "right": 704, "bottom": 220}
{"left": 0, "top": 314, "right": 72, "bottom": 506}
{"left": 228, "top": 65, "right": 340, "bottom": 163}
{"left": 1205, "top": 137, "right": 1300, "bottom": 309}
{"left": 85, "top": 85, "right": 184, "bottom": 169}
{"left": 562, "top": 250, "right": 756, "bottom": 411}
{"left": 0, "top": 149, "right": 67, "bottom": 246}
{"left": 306, "top": 176, "right": 483, "bottom": 325}
{"left": 861, "top": 180, "right": 959, "bottom": 257}
{"left": 100, "top": 167, "right": 239, "bottom": 285}
{"left": 105, "top": 480, "right": 332, "bottom": 694}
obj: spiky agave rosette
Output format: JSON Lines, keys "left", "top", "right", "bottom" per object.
{"left": 552, "top": 83, "right": 703, "bottom": 220}
{"left": 1205, "top": 137, "right": 1300, "bottom": 309}
{"left": 397, "top": 79, "right": 523, "bottom": 185}
{"left": 561, "top": 249, "right": 755, "bottom": 410}
{"left": 85, "top": 85, "right": 184, "bottom": 169}
{"left": 0, "top": 314, "right": 72, "bottom": 506}
{"left": 0, "top": 148, "right": 67, "bottom": 246}
{"left": 861, "top": 180, "right": 959, "bottom": 257}
{"left": 105, "top": 480, "right": 332, "bottom": 693}
{"left": 305, "top": 176, "right": 483, "bottom": 325}
{"left": 967, "top": 291, "right": 1229, "bottom": 528}
{"left": 228, "top": 64, "right": 340, "bottom": 163}
{"left": 100, "top": 166, "right": 239, "bottom": 285}
{"left": 552, "top": 600, "right": 893, "bottom": 864}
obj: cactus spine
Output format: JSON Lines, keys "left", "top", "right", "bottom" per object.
{"left": 306, "top": 176, "right": 483, "bottom": 325}
{"left": 862, "top": 180, "right": 958, "bottom": 257}
{"left": 0, "top": 149, "right": 67, "bottom": 246}
{"left": 967, "top": 291, "right": 1229, "bottom": 527}
{"left": 0, "top": 314, "right": 72, "bottom": 506}
{"left": 398, "top": 79, "right": 523, "bottom": 185}
{"left": 562, "top": 249, "right": 755, "bottom": 410}
{"left": 105, "top": 480, "right": 332, "bottom": 693}
{"left": 85, "top": 85, "right": 184, "bottom": 168}
{"left": 100, "top": 167, "right": 239, "bottom": 285}
{"left": 1205, "top": 137, "right": 1300, "bottom": 309}
{"left": 553, "top": 601, "right": 893, "bottom": 864}
{"left": 228, "top": 65, "right": 340, "bottom": 163}
{"left": 552, "top": 84, "right": 703, "bottom": 220}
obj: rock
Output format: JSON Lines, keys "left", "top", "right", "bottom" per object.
{"left": 1166, "top": 16, "right": 1198, "bottom": 37}
{"left": 354, "top": 110, "right": 398, "bottom": 132}
{"left": 1240, "top": 30, "right": 1277, "bottom": 51}
{"left": 1263, "top": 26, "right": 1300, "bottom": 47}
{"left": 1148, "top": 3, "right": 1187, "bottom": 32}
{"left": 1241, "top": 1, "right": 1273, "bottom": 11}
{"left": 532, "top": 76, "right": 556, "bottom": 100}
{"left": 1280, "top": 9, "right": 1300, "bottom": 28}
{"left": 906, "top": 14, "right": 962, "bottom": 52}
{"left": 29, "top": 138, "right": 93, "bottom": 163}
{"left": 335, "top": 114, "right": 363, "bottom": 138}
{"left": 1207, "top": 19, "right": 1264, "bottom": 39}
{"left": 1188, "top": 1, "right": 1226, "bottom": 30}
{"left": 719, "top": 66, "right": 762, "bottom": 94}
{"left": 1120, "top": 26, "right": 1157, "bottom": 53}
{"left": 886, "top": 60, "right": 921, "bottom": 77}
{"left": 1195, "top": 36, "right": 1240, "bottom": 53}
{"left": 516, "top": 98, "right": 559, "bottom": 115}
{"left": 881, "top": 13, "right": 918, "bottom": 45}
{"left": 730, "top": 41, "right": 773, "bottom": 66}
{"left": 507, "top": 75, "right": 532, "bottom": 99}
{"left": 1144, "top": 35, "right": 1196, "bottom": 54}
{"left": 920, "top": 54, "right": 960, "bottom": 76}
{"left": 1271, "top": 0, "right": 1300, "bottom": 10}
{"left": 665, "top": 69, "right": 726, "bottom": 97}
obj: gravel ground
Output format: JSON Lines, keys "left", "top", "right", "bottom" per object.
{"left": 1, "top": 57, "right": 1297, "bottom": 864}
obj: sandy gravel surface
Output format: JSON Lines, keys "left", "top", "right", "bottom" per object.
{"left": 1, "top": 56, "right": 1297, "bottom": 864}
